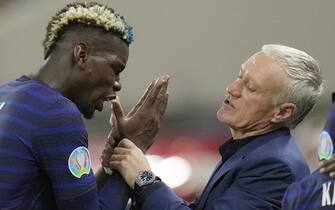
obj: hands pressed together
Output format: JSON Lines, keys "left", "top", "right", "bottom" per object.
{"left": 101, "top": 75, "right": 169, "bottom": 188}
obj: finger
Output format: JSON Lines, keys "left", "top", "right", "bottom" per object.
{"left": 100, "top": 146, "right": 113, "bottom": 167}
{"left": 109, "top": 104, "right": 114, "bottom": 125}
{"left": 109, "top": 161, "right": 122, "bottom": 170}
{"left": 152, "top": 77, "right": 169, "bottom": 111}
{"left": 110, "top": 154, "right": 127, "bottom": 161}
{"left": 111, "top": 97, "right": 125, "bottom": 125}
{"left": 320, "top": 162, "right": 335, "bottom": 174}
{"left": 103, "top": 141, "right": 113, "bottom": 151}
{"left": 118, "top": 138, "right": 137, "bottom": 148}
{"left": 319, "top": 155, "right": 335, "bottom": 168}
{"left": 128, "top": 80, "right": 156, "bottom": 117}
{"left": 113, "top": 147, "right": 130, "bottom": 155}
{"left": 144, "top": 75, "right": 169, "bottom": 106}
{"left": 112, "top": 114, "right": 118, "bottom": 126}
{"left": 157, "top": 92, "right": 169, "bottom": 118}
{"left": 319, "top": 160, "right": 326, "bottom": 168}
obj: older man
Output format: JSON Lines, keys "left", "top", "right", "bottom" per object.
{"left": 104, "top": 44, "right": 323, "bottom": 209}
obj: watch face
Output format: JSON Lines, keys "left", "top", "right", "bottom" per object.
{"left": 136, "top": 170, "right": 155, "bottom": 186}
{"left": 140, "top": 171, "right": 154, "bottom": 181}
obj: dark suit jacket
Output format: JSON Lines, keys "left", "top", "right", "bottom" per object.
{"left": 137, "top": 128, "right": 310, "bottom": 210}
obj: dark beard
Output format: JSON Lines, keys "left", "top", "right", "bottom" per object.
{"left": 77, "top": 103, "right": 95, "bottom": 119}
{"left": 82, "top": 107, "right": 95, "bottom": 119}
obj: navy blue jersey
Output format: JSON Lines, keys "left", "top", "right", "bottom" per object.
{"left": 282, "top": 104, "right": 335, "bottom": 210}
{"left": 324, "top": 104, "right": 335, "bottom": 140}
{"left": 283, "top": 170, "right": 335, "bottom": 210}
{"left": 0, "top": 76, "right": 129, "bottom": 210}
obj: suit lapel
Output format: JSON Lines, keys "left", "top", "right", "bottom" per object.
{"left": 196, "top": 128, "right": 291, "bottom": 210}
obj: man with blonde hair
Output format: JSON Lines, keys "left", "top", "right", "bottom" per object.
{"left": 0, "top": 2, "right": 168, "bottom": 210}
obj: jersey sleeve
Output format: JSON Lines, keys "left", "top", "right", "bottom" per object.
{"left": 33, "top": 98, "right": 96, "bottom": 199}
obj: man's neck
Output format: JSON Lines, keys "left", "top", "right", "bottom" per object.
{"left": 230, "top": 125, "right": 284, "bottom": 140}
{"left": 33, "top": 58, "right": 70, "bottom": 97}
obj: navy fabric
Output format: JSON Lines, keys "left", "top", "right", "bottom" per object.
{"left": 0, "top": 76, "right": 129, "bottom": 210}
{"left": 135, "top": 128, "right": 309, "bottom": 210}
{"left": 282, "top": 170, "right": 335, "bottom": 210}
{"left": 282, "top": 104, "right": 335, "bottom": 210}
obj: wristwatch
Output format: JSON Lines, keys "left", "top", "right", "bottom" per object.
{"left": 132, "top": 170, "right": 161, "bottom": 209}
{"left": 135, "top": 170, "right": 161, "bottom": 189}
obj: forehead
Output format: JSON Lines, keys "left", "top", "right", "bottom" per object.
{"left": 242, "top": 52, "right": 287, "bottom": 92}
{"left": 92, "top": 34, "right": 129, "bottom": 63}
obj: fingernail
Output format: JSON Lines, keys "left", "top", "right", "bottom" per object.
{"left": 320, "top": 168, "right": 325, "bottom": 173}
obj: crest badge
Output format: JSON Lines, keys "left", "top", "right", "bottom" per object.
{"left": 318, "top": 131, "right": 334, "bottom": 161}
{"left": 68, "top": 146, "right": 91, "bottom": 178}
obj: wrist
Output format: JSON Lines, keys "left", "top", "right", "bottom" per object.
{"left": 111, "top": 131, "right": 122, "bottom": 142}
{"left": 134, "top": 170, "right": 161, "bottom": 191}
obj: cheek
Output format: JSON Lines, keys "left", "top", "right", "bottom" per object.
{"left": 242, "top": 100, "right": 275, "bottom": 122}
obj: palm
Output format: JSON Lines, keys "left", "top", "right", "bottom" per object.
{"left": 109, "top": 76, "right": 169, "bottom": 152}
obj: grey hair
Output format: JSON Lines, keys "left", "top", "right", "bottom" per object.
{"left": 261, "top": 44, "right": 323, "bottom": 128}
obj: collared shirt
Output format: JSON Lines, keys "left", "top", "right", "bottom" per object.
{"left": 219, "top": 137, "right": 255, "bottom": 164}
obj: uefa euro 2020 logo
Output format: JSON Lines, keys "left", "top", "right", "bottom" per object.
{"left": 318, "top": 131, "right": 334, "bottom": 161}
{"left": 68, "top": 146, "right": 91, "bottom": 178}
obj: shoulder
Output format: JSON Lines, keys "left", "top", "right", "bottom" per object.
{"left": 246, "top": 135, "right": 310, "bottom": 180}
{"left": 287, "top": 170, "right": 331, "bottom": 194}
{"left": 0, "top": 77, "right": 75, "bottom": 115}
{"left": 283, "top": 170, "right": 334, "bottom": 209}
{"left": 240, "top": 156, "right": 293, "bottom": 176}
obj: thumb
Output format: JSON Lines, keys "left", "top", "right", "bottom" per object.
{"left": 118, "top": 138, "right": 137, "bottom": 149}
{"left": 111, "top": 97, "right": 125, "bottom": 124}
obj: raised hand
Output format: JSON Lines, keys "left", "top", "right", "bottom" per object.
{"left": 109, "top": 75, "right": 169, "bottom": 152}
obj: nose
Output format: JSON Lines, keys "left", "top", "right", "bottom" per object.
{"left": 227, "top": 79, "right": 242, "bottom": 98}
{"left": 113, "top": 80, "right": 121, "bottom": 92}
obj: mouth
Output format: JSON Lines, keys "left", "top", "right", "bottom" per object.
{"left": 104, "top": 95, "right": 117, "bottom": 101}
{"left": 95, "top": 95, "right": 117, "bottom": 112}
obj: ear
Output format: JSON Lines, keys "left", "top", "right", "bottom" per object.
{"left": 271, "top": 102, "right": 297, "bottom": 123}
{"left": 73, "top": 42, "right": 89, "bottom": 70}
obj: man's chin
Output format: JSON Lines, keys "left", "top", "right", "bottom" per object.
{"left": 82, "top": 110, "right": 95, "bottom": 119}
{"left": 216, "top": 109, "right": 227, "bottom": 122}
